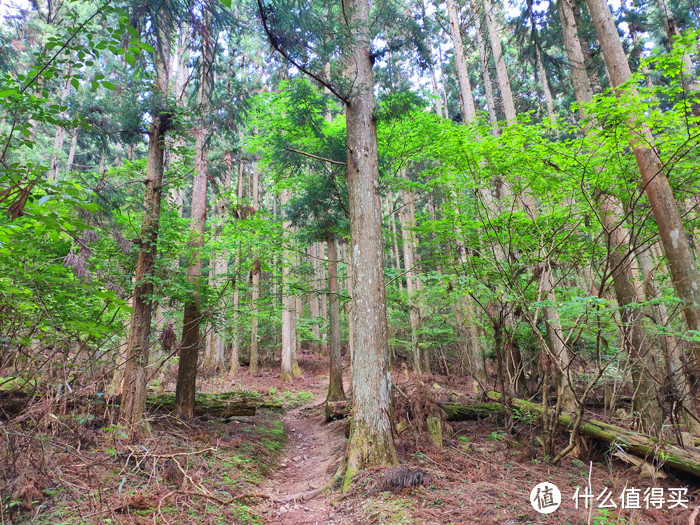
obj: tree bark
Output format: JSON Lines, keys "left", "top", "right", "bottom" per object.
{"left": 635, "top": 244, "right": 699, "bottom": 432}
{"left": 293, "top": 294, "right": 303, "bottom": 376}
{"left": 309, "top": 243, "right": 322, "bottom": 352}
{"left": 558, "top": 0, "right": 594, "bottom": 120}
{"left": 175, "top": 13, "right": 214, "bottom": 418}
{"left": 482, "top": 0, "right": 517, "bottom": 124}
{"left": 388, "top": 191, "right": 404, "bottom": 293}
{"left": 474, "top": 6, "right": 499, "bottom": 133}
{"left": 66, "top": 130, "right": 78, "bottom": 171}
{"left": 280, "top": 189, "right": 293, "bottom": 382}
{"left": 327, "top": 237, "right": 345, "bottom": 401}
{"left": 47, "top": 72, "right": 72, "bottom": 182}
{"left": 655, "top": 0, "right": 699, "bottom": 105}
{"left": 207, "top": 158, "right": 232, "bottom": 372}
{"left": 400, "top": 187, "right": 425, "bottom": 374}
{"left": 342, "top": 0, "right": 398, "bottom": 489}
{"left": 585, "top": 0, "right": 700, "bottom": 367}
{"left": 445, "top": 0, "right": 477, "bottom": 121}
{"left": 119, "top": 5, "right": 172, "bottom": 429}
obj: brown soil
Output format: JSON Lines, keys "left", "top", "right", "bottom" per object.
{"left": 254, "top": 403, "right": 345, "bottom": 524}
{"left": 3, "top": 352, "right": 699, "bottom": 524}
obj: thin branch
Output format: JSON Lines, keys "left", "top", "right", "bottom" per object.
{"left": 256, "top": 0, "right": 348, "bottom": 103}
{"left": 283, "top": 146, "right": 347, "bottom": 166}
{"left": 21, "top": 1, "right": 111, "bottom": 95}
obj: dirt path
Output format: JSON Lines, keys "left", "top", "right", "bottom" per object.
{"left": 256, "top": 401, "right": 346, "bottom": 525}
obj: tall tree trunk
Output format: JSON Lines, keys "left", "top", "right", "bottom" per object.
{"left": 207, "top": 157, "right": 232, "bottom": 372}
{"left": 388, "top": 191, "right": 404, "bottom": 293}
{"left": 655, "top": 0, "right": 699, "bottom": 105}
{"left": 232, "top": 159, "right": 247, "bottom": 376}
{"left": 175, "top": 14, "right": 214, "bottom": 418}
{"left": 166, "top": 20, "right": 191, "bottom": 209}
{"left": 66, "top": 130, "right": 78, "bottom": 171}
{"left": 280, "top": 189, "right": 293, "bottom": 382}
{"left": 559, "top": 0, "right": 667, "bottom": 430}
{"left": 482, "top": 0, "right": 517, "bottom": 124}
{"left": 535, "top": 46, "right": 556, "bottom": 124}
{"left": 327, "top": 237, "right": 345, "bottom": 401}
{"left": 119, "top": 6, "right": 172, "bottom": 428}
{"left": 250, "top": 162, "right": 263, "bottom": 375}
{"left": 474, "top": 9, "right": 499, "bottom": 132}
{"left": 400, "top": 187, "right": 425, "bottom": 375}
{"left": 558, "top": 0, "right": 594, "bottom": 120}
{"left": 342, "top": 0, "right": 398, "bottom": 489}
{"left": 47, "top": 73, "right": 72, "bottom": 182}
{"left": 598, "top": 194, "right": 664, "bottom": 432}
{"left": 539, "top": 262, "right": 575, "bottom": 411}
{"left": 344, "top": 240, "right": 354, "bottom": 369}
{"left": 445, "top": 0, "right": 477, "bottom": 121}
{"left": 293, "top": 294, "right": 303, "bottom": 376}
{"left": 319, "top": 242, "right": 329, "bottom": 353}
{"left": 636, "top": 244, "right": 700, "bottom": 432}
{"left": 585, "top": 0, "right": 700, "bottom": 367}
{"left": 309, "top": 243, "right": 321, "bottom": 352}
{"left": 525, "top": 0, "right": 556, "bottom": 124}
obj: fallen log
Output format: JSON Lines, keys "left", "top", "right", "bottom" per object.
{"left": 1, "top": 389, "right": 282, "bottom": 419}
{"left": 483, "top": 391, "right": 700, "bottom": 479}
{"left": 440, "top": 402, "right": 503, "bottom": 421}
{"left": 144, "top": 392, "right": 258, "bottom": 417}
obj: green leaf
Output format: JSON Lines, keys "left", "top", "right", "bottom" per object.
{"left": 125, "top": 53, "right": 136, "bottom": 67}
{"left": 102, "top": 81, "right": 116, "bottom": 90}
{"left": 71, "top": 78, "right": 79, "bottom": 89}
{"left": 220, "top": 0, "right": 231, "bottom": 6}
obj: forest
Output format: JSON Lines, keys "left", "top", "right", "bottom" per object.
{"left": 0, "top": 0, "right": 699, "bottom": 522}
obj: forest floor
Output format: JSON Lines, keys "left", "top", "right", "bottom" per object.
{"left": 2, "top": 351, "right": 699, "bottom": 524}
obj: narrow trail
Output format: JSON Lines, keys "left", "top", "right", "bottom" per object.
{"left": 256, "top": 401, "right": 346, "bottom": 525}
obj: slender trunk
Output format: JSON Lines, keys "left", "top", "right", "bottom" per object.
{"left": 636, "top": 244, "right": 699, "bottom": 432}
{"left": 344, "top": 241, "right": 354, "bottom": 368}
{"left": 445, "top": 0, "right": 477, "bottom": 121}
{"left": 119, "top": 8, "right": 171, "bottom": 428}
{"left": 207, "top": 159, "right": 232, "bottom": 372}
{"left": 327, "top": 237, "right": 345, "bottom": 400}
{"left": 66, "top": 130, "right": 78, "bottom": 171}
{"left": 474, "top": 9, "right": 499, "bottom": 132}
{"left": 388, "top": 191, "right": 404, "bottom": 293}
{"left": 166, "top": 21, "right": 191, "bottom": 208}
{"left": 175, "top": 14, "right": 214, "bottom": 418}
{"left": 400, "top": 187, "right": 425, "bottom": 374}
{"left": 656, "top": 0, "right": 699, "bottom": 104}
{"left": 525, "top": 0, "right": 556, "bottom": 124}
{"left": 319, "top": 242, "right": 329, "bottom": 354}
{"left": 586, "top": 0, "right": 700, "bottom": 366}
{"left": 598, "top": 194, "right": 664, "bottom": 432}
{"left": 482, "top": 0, "right": 517, "bottom": 124}
{"left": 310, "top": 243, "right": 321, "bottom": 352}
{"left": 535, "top": 46, "right": 556, "bottom": 124}
{"left": 559, "top": 0, "right": 665, "bottom": 430}
{"left": 539, "top": 262, "right": 575, "bottom": 410}
{"left": 558, "top": 0, "right": 594, "bottom": 119}
{"left": 292, "top": 294, "right": 303, "bottom": 376}
{"left": 47, "top": 74, "right": 71, "bottom": 181}
{"left": 280, "top": 189, "right": 293, "bottom": 382}
{"left": 343, "top": 0, "right": 398, "bottom": 489}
